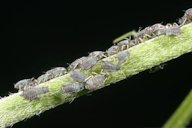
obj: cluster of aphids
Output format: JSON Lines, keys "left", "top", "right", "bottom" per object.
{"left": 113, "top": 8, "right": 192, "bottom": 48}
{"left": 14, "top": 8, "right": 192, "bottom": 101}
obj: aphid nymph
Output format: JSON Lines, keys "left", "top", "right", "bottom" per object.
{"left": 37, "top": 67, "right": 67, "bottom": 84}
{"left": 46, "top": 67, "right": 67, "bottom": 77}
{"left": 102, "top": 61, "right": 120, "bottom": 72}
{"left": 62, "top": 82, "right": 84, "bottom": 94}
{"left": 70, "top": 69, "right": 86, "bottom": 82}
{"left": 67, "top": 57, "right": 87, "bottom": 71}
{"left": 21, "top": 86, "right": 49, "bottom": 101}
{"left": 85, "top": 74, "right": 105, "bottom": 91}
{"left": 179, "top": 8, "right": 192, "bottom": 25}
{"left": 106, "top": 45, "right": 121, "bottom": 56}
{"left": 37, "top": 73, "right": 52, "bottom": 84}
{"left": 165, "top": 23, "right": 181, "bottom": 36}
{"left": 80, "top": 56, "right": 97, "bottom": 70}
{"left": 88, "top": 51, "right": 106, "bottom": 61}
{"left": 14, "top": 78, "right": 37, "bottom": 91}
{"left": 150, "top": 23, "right": 165, "bottom": 36}
{"left": 117, "top": 50, "right": 129, "bottom": 64}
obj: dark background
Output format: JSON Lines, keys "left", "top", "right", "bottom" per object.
{"left": 1, "top": 1, "right": 192, "bottom": 128}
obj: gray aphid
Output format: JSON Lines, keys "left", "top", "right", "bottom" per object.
{"left": 37, "top": 67, "right": 67, "bottom": 84}
{"left": 179, "top": 8, "right": 192, "bottom": 25}
{"left": 68, "top": 57, "right": 87, "bottom": 71}
{"left": 21, "top": 86, "right": 49, "bottom": 101}
{"left": 117, "top": 50, "right": 129, "bottom": 64}
{"left": 46, "top": 67, "right": 67, "bottom": 77}
{"left": 88, "top": 51, "right": 106, "bottom": 60}
{"left": 62, "top": 82, "right": 84, "bottom": 94}
{"left": 150, "top": 23, "right": 165, "bottom": 36}
{"left": 106, "top": 45, "right": 121, "bottom": 56}
{"left": 137, "top": 23, "right": 165, "bottom": 39}
{"left": 85, "top": 74, "right": 105, "bottom": 91}
{"left": 165, "top": 23, "right": 181, "bottom": 36}
{"left": 102, "top": 61, "right": 120, "bottom": 72}
{"left": 117, "top": 38, "right": 131, "bottom": 50}
{"left": 37, "top": 73, "right": 52, "bottom": 84}
{"left": 70, "top": 69, "right": 86, "bottom": 82}
{"left": 80, "top": 56, "right": 97, "bottom": 70}
{"left": 14, "top": 78, "right": 37, "bottom": 91}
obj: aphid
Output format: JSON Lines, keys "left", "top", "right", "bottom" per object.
{"left": 165, "top": 23, "right": 181, "bottom": 36}
{"left": 21, "top": 86, "right": 49, "bottom": 101}
{"left": 116, "top": 38, "right": 132, "bottom": 50}
{"left": 46, "top": 67, "right": 67, "bottom": 77}
{"left": 85, "top": 74, "right": 105, "bottom": 91}
{"left": 14, "top": 78, "right": 37, "bottom": 91}
{"left": 37, "top": 73, "right": 52, "bottom": 84}
{"left": 80, "top": 56, "right": 98, "bottom": 70}
{"left": 37, "top": 67, "right": 67, "bottom": 84}
{"left": 150, "top": 23, "right": 165, "bottom": 36}
{"left": 61, "top": 82, "right": 84, "bottom": 94}
{"left": 70, "top": 69, "right": 86, "bottom": 82}
{"left": 88, "top": 51, "right": 106, "bottom": 60}
{"left": 137, "top": 23, "right": 165, "bottom": 39}
{"left": 102, "top": 61, "right": 120, "bottom": 72}
{"left": 106, "top": 45, "right": 121, "bottom": 56}
{"left": 117, "top": 50, "right": 129, "bottom": 64}
{"left": 179, "top": 8, "right": 192, "bottom": 25}
{"left": 67, "top": 57, "right": 87, "bottom": 71}
{"left": 136, "top": 26, "right": 151, "bottom": 39}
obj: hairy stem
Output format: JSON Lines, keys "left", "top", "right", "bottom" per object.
{"left": 0, "top": 23, "right": 192, "bottom": 128}
{"left": 163, "top": 90, "right": 192, "bottom": 128}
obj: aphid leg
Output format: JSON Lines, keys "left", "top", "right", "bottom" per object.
{"left": 149, "top": 63, "right": 166, "bottom": 73}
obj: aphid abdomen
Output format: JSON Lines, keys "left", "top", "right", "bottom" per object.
{"left": 21, "top": 86, "right": 49, "bottom": 101}
{"left": 102, "top": 61, "right": 120, "bottom": 72}
{"left": 62, "top": 82, "right": 84, "bottom": 94}
{"left": 70, "top": 69, "right": 86, "bottom": 82}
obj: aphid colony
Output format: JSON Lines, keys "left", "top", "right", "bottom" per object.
{"left": 14, "top": 8, "right": 191, "bottom": 101}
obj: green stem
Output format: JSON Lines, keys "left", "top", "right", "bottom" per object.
{"left": 163, "top": 90, "right": 192, "bottom": 128}
{"left": 0, "top": 23, "right": 192, "bottom": 128}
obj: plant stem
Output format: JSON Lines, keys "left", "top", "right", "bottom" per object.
{"left": 163, "top": 90, "right": 192, "bottom": 128}
{"left": 0, "top": 23, "right": 192, "bottom": 128}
